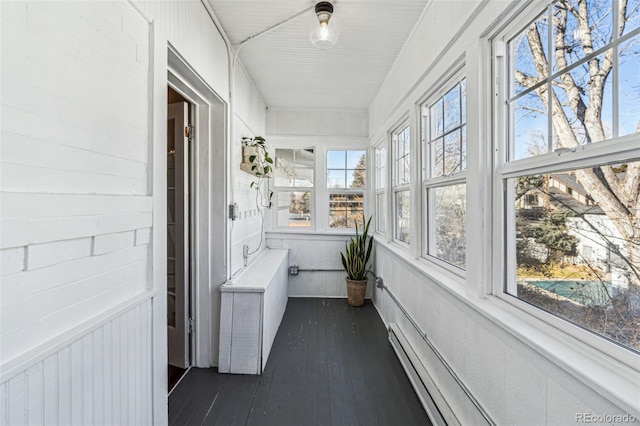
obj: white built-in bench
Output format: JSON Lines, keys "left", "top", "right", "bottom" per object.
{"left": 218, "top": 248, "right": 289, "bottom": 374}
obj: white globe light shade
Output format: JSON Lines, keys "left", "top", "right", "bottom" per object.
{"left": 309, "top": 14, "right": 340, "bottom": 49}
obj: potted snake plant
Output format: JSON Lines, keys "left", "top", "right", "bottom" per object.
{"left": 340, "top": 216, "right": 373, "bottom": 306}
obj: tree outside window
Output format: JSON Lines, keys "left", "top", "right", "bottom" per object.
{"left": 501, "top": 0, "right": 640, "bottom": 352}
{"left": 327, "top": 150, "right": 366, "bottom": 229}
{"left": 393, "top": 126, "right": 411, "bottom": 243}
{"left": 423, "top": 76, "right": 467, "bottom": 269}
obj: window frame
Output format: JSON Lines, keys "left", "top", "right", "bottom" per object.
{"left": 391, "top": 122, "right": 411, "bottom": 245}
{"left": 492, "top": 0, "right": 640, "bottom": 363}
{"left": 420, "top": 70, "right": 468, "bottom": 274}
{"left": 271, "top": 147, "right": 316, "bottom": 231}
{"left": 326, "top": 149, "right": 368, "bottom": 230}
{"left": 374, "top": 141, "right": 388, "bottom": 235}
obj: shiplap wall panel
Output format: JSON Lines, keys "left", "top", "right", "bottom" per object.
{"left": 374, "top": 246, "right": 632, "bottom": 424}
{"left": 229, "top": 61, "right": 267, "bottom": 276}
{"left": 0, "top": 381, "right": 8, "bottom": 425}
{"left": 266, "top": 108, "right": 368, "bottom": 137}
{"left": 136, "top": 0, "right": 229, "bottom": 103}
{"left": 26, "top": 365, "right": 44, "bottom": 426}
{"left": 8, "top": 374, "right": 26, "bottom": 426}
{"left": 57, "top": 348, "right": 71, "bottom": 426}
{"left": 0, "top": 301, "right": 152, "bottom": 426}
{"left": 1, "top": 1, "right": 156, "bottom": 424}
{"left": 0, "top": 0, "right": 153, "bottom": 366}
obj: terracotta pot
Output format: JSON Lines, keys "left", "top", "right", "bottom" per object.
{"left": 346, "top": 278, "right": 367, "bottom": 307}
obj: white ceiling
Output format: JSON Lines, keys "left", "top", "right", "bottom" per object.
{"left": 206, "top": 0, "right": 429, "bottom": 110}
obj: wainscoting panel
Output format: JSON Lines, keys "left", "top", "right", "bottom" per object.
{"left": 0, "top": 299, "right": 152, "bottom": 426}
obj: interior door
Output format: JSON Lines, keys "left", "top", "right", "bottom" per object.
{"left": 167, "top": 101, "right": 190, "bottom": 368}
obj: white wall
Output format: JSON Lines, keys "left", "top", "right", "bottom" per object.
{"left": 265, "top": 108, "right": 370, "bottom": 298}
{"left": 267, "top": 108, "right": 368, "bottom": 138}
{"left": 1, "top": 1, "right": 154, "bottom": 423}
{"left": 1, "top": 0, "right": 267, "bottom": 424}
{"left": 229, "top": 64, "right": 268, "bottom": 276}
{"left": 368, "top": 0, "right": 640, "bottom": 424}
{"left": 267, "top": 232, "right": 373, "bottom": 299}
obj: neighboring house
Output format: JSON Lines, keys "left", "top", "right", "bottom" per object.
{"left": 518, "top": 172, "right": 632, "bottom": 293}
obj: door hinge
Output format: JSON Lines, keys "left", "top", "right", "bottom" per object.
{"left": 185, "top": 124, "right": 193, "bottom": 141}
{"left": 187, "top": 318, "right": 193, "bottom": 334}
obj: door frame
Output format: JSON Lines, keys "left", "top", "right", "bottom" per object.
{"left": 167, "top": 44, "right": 228, "bottom": 369}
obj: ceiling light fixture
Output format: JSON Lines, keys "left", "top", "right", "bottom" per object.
{"left": 310, "top": 1, "right": 340, "bottom": 49}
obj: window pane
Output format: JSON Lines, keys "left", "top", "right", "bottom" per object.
{"left": 328, "top": 150, "right": 366, "bottom": 189}
{"left": 376, "top": 146, "right": 386, "bottom": 190}
{"left": 619, "top": 34, "right": 640, "bottom": 137}
{"left": 429, "top": 184, "right": 466, "bottom": 269}
{"left": 376, "top": 193, "right": 386, "bottom": 233}
{"left": 444, "top": 130, "right": 462, "bottom": 175}
{"left": 329, "top": 193, "right": 364, "bottom": 228}
{"left": 512, "top": 91, "right": 548, "bottom": 159}
{"left": 397, "top": 156, "right": 408, "bottom": 186}
{"left": 327, "top": 150, "right": 345, "bottom": 169}
{"left": 295, "top": 149, "right": 314, "bottom": 187}
{"left": 552, "top": 0, "right": 612, "bottom": 73}
{"left": 461, "top": 125, "right": 467, "bottom": 171}
{"left": 394, "top": 127, "right": 411, "bottom": 186}
{"left": 623, "top": 0, "right": 640, "bottom": 35}
{"left": 277, "top": 191, "right": 311, "bottom": 227}
{"left": 275, "top": 148, "right": 295, "bottom": 186}
{"left": 347, "top": 150, "right": 366, "bottom": 169}
{"left": 430, "top": 99, "right": 444, "bottom": 138}
{"left": 349, "top": 168, "right": 366, "bottom": 188}
{"left": 431, "top": 137, "right": 444, "bottom": 177}
{"left": 443, "top": 84, "right": 461, "bottom": 133}
{"left": 510, "top": 13, "right": 549, "bottom": 97}
{"left": 552, "top": 52, "right": 613, "bottom": 147}
{"left": 508, "top": 161, "right": 640, "bottom": 352}
{"left": 508, "top": 2, "right": 625, "bottom": 161}
{"left": 275, "top": 148, "right": 314, "bottom": 187}
{"left": 426, "top": 79, "right": 466, "bottom": 177}
{"left": 395, "top": 190, "right": 410, "bottom": 243}
{"left": 461, "top": 79, "right": 467, "bottom": 124}
{"left": 400, "top": 127, "right": 411, "bottom": 157}
{"left": 327, "top": 170, "right": 346, "bottom": 189}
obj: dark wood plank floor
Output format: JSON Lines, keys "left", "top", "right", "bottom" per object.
{"left": 169, "top": 298, "right": 432, "bottom": 426}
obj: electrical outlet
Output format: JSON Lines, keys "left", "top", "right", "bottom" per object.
{"left": 229, "top": 203, "right": 239, "bottom": 220}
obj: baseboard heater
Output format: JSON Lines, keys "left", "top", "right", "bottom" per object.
{"left": 388, "top": 323, "right": 455, "bottom": 426}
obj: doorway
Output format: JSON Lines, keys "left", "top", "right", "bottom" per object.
{"left": 167, "top": 86, "right": 193, "bottom": 391}
{"left": 164, "top": 45, "right": 228, "bottom": 382}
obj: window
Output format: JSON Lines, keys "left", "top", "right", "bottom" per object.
{"left": 375, "top": 144, "right": 387, "bottom": 233}
{"left": 273, "top": 148, "right": 314, "bottom": 227}
{"left": 497, "top": 0, "right": 640, "bottom": 353}
{"left": 422, "top": 76, "right": 467, "bottom": 269}
{"left": 327, "top": 150, "right": 366, "bottom": 228}
{"left": 392, "top": 125, "right": 411, "bottom": 243}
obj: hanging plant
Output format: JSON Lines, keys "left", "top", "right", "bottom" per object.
{"left": 243, "top": 136, "right": 273, "bottom": 177}
{"left": 242, "top": 136, "right": 274, "bottom": 208}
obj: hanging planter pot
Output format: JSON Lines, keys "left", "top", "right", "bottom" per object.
{"left": 242, "top": 145, "right": 258, "bottom": 165}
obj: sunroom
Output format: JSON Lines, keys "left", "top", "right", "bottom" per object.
{"left": 1, "top": 0, "right": 639, "bottom": 425}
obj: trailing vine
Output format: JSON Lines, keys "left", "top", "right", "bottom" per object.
{"left": 243, "top": 136, "right": 274, "bottom": 208}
